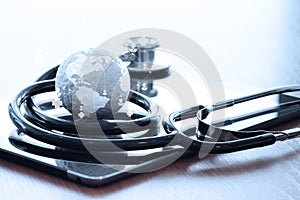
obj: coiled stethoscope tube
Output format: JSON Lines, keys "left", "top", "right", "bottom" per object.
{"left": 9, "top": 67, "right": 170, "bottom": 151}
{"left": 8, "top": 66, "right": 300, "bottom": 163}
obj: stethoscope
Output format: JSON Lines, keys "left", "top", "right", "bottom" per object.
{"left": 8, "top": 64, "right": 300, "bottom": 164}
{"left": 7, "top": 36, "right": 300, "bottom": 165}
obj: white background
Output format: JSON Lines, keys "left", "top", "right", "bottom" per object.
{"left": 1, "top": 0, "right": 298, "bottom": 103}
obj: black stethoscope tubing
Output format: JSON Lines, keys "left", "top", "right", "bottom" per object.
{"left": 8, "top": 66, "right": 300, "bottom": 154}
{"left": 196, "top": 85, "right": 300, "bottom": 142}
{"left": 9, "top": 79, "right": 174, "bottom": 151}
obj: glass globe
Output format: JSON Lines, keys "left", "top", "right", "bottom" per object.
{"left": 55, "top": 48, "right": 130, "bottom": 119}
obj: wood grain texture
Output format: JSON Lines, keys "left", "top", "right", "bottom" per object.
{"left": 1, "top": 1, "right": 300, "bottom": 199}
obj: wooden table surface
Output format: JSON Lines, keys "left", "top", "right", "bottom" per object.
{"left": 1, "top": 0, "right": 300, "bottom": 199}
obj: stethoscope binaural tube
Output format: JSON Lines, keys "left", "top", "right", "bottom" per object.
{"left": 196, "top": 86, "right": 300, "bottom": 153}
{"left": 164, "top": 85, "right": 300, "bottom": 154}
